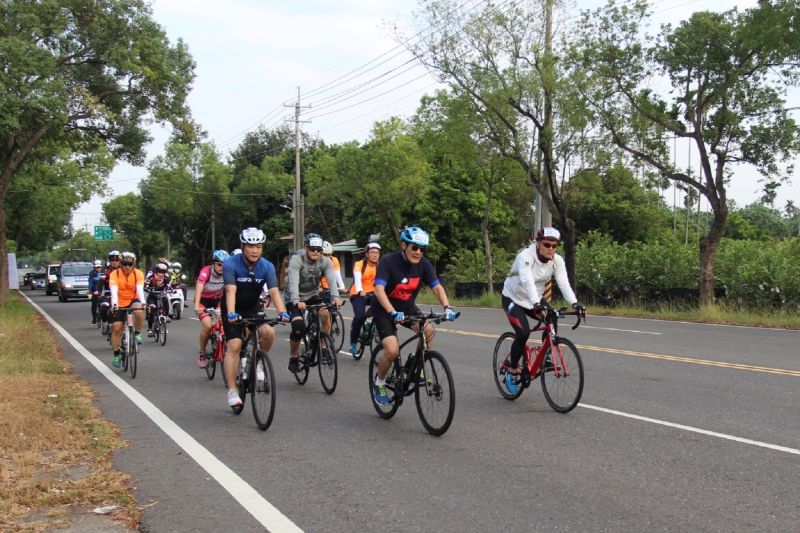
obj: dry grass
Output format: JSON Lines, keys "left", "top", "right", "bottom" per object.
{"left": 0, "top": 293, "right": 139, "bottom": 531}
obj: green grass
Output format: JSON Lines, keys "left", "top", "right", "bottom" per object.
{"left": 414, "top": 287, "right": 800, "bottom": 329}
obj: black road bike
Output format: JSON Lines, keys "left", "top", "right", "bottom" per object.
{"left": 294, "top": 302, "right": 338, "bottom": 394}
{"left": 368, "top": 311, "right": 459, "bottom": 436}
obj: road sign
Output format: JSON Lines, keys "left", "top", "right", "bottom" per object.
{"left": 93, "top": 225, "right": 113, "bottom": 241}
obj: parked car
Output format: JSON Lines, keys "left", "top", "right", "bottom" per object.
{"left": 29, "top": 273, "right": 46, "bottom": 290}
{"left": 45, "top": 264, "right": 61, "bottom": 295}
{"left": 57, "top": 261, "right": 94, "bottom": 302}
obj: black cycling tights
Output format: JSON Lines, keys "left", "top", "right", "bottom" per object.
{"left": 501, "top": 295, "right": 541, "bottom": 368}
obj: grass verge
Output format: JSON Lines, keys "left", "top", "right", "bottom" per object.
{"left": 0, "top": 292, "right": 138, "bottom": 531}
{"left": 415, "top": 289, "right": 800, "bottom": 329}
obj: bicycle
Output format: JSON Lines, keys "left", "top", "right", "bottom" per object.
{"left": 492, "top": 300, "right": 585, "bottom": 413}
{"left": 368, "top": 310, "right": 459, "bottom": 436}
{"left": 203, "top": 307, "right": 226, "bottom": 381}
{"left": 230, "top": 313, "right": 281, "bottom": 431}
{"left": 98, "top": 290, "right": 111, "bottom": 336}
{"left": 329, "top": 302, "right": 346, "bottom": 355}
{"left": 294, "top": 302, "right": 339, "bottom": 394}
{"left": 146, "top": 288, "right": 169, "bottom": 346}
{"left": 352, "top": 310, "right": 379, "bottom": 361}
{"left": 114, "top": 307, "right": 140, "bottom": 379}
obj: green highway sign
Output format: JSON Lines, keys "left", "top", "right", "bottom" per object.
{"left": 93, "top": 225, "right": 114, "bottom": 241}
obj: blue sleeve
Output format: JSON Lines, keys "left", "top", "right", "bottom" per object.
{"left": 263, "top": 260, "right": 278, "bottom": 289}
{"left": 375, "top": 256, "right": 389, "bottom": 286}
{"left": 88, "top": 273, "right": 96, "bottom": 290}
{"left": 422, "top": 258, "right": 440, "bottom": 288}
{"left": 222, "top": 256, "right": 237, "bottom": 285}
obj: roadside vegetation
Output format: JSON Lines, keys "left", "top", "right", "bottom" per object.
{"left": 0, "top": 293, "right": 138, "bottom": 531}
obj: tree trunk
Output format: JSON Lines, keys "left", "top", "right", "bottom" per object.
{"left": 560, "top": 217, "right": 577, "bottom": 293}
{"left": 0, "top": 202, "right": 7, "bottom": 306}
{"left": 698, "top": 208, "right": 727, "bottom": 309}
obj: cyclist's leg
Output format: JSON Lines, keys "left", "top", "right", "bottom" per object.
{"left": 146, "top": 294, "right": 157, "bottom": 330}
{"left": 91, "top": 294, "right": 98, "bottom": 322}
{"left": 132, "top": 302, "right": 145, "bottom": 333}
{"left": 349, "top": 294, "right": 366, "bottom": 345}
{"left": 222, "top": 326, "right": 244, "bottom": 390}
{"left": 257, "top": 323, "right": 275, "bottom": 352}
{"left": 288, "top": 302, "right": 305, "bottom": 359}
{"left": 110, "top": 311, "right": 125, "bottom": 352}
{"left": 501, "top": 296, "right": 531, "bottom": 373}
{"left": 374, "top": 314, "right": 400, "bottom": 380}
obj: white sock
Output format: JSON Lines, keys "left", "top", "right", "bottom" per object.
{"left": 375, "top": 378, "right": 386, "bottom": 386}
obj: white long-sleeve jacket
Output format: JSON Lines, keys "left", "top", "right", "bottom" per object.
{"left": 502, "top": 244, "right": 576, "bottom": 309}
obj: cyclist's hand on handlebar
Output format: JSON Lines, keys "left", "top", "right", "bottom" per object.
{"left": 444, "top": 306, "right": 459, "bottom": 321}
{"left": 278, "top": 312, "right": 291, "bottom": 322}
{"left": 532, "top": 303, "right": 545, "bottom": 318}
{"left": 572, "top": 302, "right": 587, "bottom": 316}
{"left": 194, "top": 304, "right": 204, "bottom": 316}
{"left": 226, "top": 312, "right": 240, "bottom": 323}
{"left": 390, "top": 310, "right": 405, "bottom": 323}
{"left": 297, "top": 301, "right": 306, "bottom": 311}
{"left": 334, "top": 298, "right": 343, "bottom": 309}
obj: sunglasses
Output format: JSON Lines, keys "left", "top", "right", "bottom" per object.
{"left": 109, "top": 258, "right": 120, "bottom": 261}
{"left": 308, "top": 247, "right": 322, "bottom": 253}
{"left": 213, "top": 261, "right": 223, "bottom": 266}
{"left": 540, "top": 241, "right": 558, "bottom": 249}
{"left": 121, "top": 261, "right": 134, "bottom": 266}
{"left": 409, "top": 244, "right": 427, "bottom": 253}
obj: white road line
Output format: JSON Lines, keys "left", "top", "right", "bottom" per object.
{"left": 580, "top": 403, "right": 800, "bottom": 456}
{"left": 22, "top": 293, "right": 302, "bottom": 533}
{"left": 581, "top": 325, "right": 661, "bottom": 335}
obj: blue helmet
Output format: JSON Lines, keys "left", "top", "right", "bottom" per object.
{"left": 400, "top": 225, "right": 430, "bottom": 246}
{"left": 212, "top": 249, "right": 229, "bottom": 263}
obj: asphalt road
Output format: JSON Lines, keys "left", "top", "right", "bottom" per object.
{"left": 22, "top": 289, "right": 800, "bottom": 532}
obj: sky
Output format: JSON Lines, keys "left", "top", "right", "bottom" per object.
{"left": 71, "top": 0, "right": 798, "bottom": 232}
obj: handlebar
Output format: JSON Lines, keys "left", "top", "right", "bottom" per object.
{"left": 399, "top": 311, "right": 460, "bottom": 326}
{"left": 239, "top": 312, "right": 284, "bottom": 327}
{"left": 538, "top": 298, "right": 586, "bottom": 330}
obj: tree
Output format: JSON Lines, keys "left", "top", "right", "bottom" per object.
{"left": 103, "top": 193, "right": 165, "bottom": 262}
{"left": 0, "top": 0, "right": 194, "bottom": 303}
{"left": 409, "top": 0, "right": 611, "bottom": 286}
{"left": 574, "top": 0, "right": 800, "bottom": 307}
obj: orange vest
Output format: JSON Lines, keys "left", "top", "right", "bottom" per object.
{"left": 109, "top": 268, "right": 144, "bottom": 307}
{"left": 320, "top": 256, "right": 340, "bottom": 289}
{"left": 349, "top": 259, "right": 377, "bottom": 296}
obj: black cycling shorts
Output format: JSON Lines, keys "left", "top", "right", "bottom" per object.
{"left": 373, "top": 304, "right": 420, "bottom": 341}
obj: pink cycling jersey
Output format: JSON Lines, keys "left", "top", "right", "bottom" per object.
{"left": 197, "top": 265, "right": 224, "bottom": 299}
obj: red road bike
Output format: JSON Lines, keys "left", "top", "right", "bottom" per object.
{"left": 493, "top": 300, "right": 585, "bottom": 413}
{"left": 203, "top": 307, "right": 226, "bottom": 381}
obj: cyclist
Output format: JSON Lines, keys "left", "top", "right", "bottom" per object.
{"left": 286, "top": 233, "right": 343, "bottom": 374}
{"left": 371, "top": 225, "right": 457, "bottom": 404}
{"left": 88, "top": 259, "right": 104, "bottom": 324}
{"left": 222, "top": 228, "right": 290, "bottom": 408}
{"left": 319, "top": 240, "right": 346, "bottom": 300}
{"left": 500, "top": 227, "right": 585, "bottom": 394}
{"left": 144, "top": 262, "right": 170, "bottom": 336}
{"left": 194, "top": 249, "right": 228, "bottom": 368}
{"left": 109, "top": 252, "right": 146, "bottom": 368}
{"left": 348, "top": 241, "right": 381, "bottom": 354}
{"left": 96, "top": 251, "right": 121, "bottom": 327}
{"left": 169, "top": 261, "right": 189, "bottom": 307}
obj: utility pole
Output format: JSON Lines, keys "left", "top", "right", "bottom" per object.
{"left": 540, "top": 0, "right": 554, "bottom": 229}
{"left": 287, "top": 88, "right": 310, "bottom": 252}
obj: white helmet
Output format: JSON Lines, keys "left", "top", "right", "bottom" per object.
{"left": 155, "top": 262, "right": 168, "bottom": 272}
{"left": 240, "top": 227, "right": 266, "bottom": 244}
{"left": 171, "top": 261, "right": 182, "bottom": 270}
{"left": 121, "top": 251, "right": 136, "bottom": 263}
{"left": 231, "top": 248, "right": 242, "bottom": 255}
{"left": 93, "top": 259, "right": 102, "bottom": 267}
{"left": 322, "top": 241, "right": 333, "bottom": 255}
{"left": 365, "top": 242, "right": 381, "bottom": 251}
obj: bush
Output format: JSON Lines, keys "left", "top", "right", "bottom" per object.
{"left": 442, "top": 245, "right": 514, "bottom": 286}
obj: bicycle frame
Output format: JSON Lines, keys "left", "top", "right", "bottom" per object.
{"left": 206, "top": 308, "right": 226, "bottom": 363}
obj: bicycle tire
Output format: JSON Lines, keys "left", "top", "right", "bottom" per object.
{"left": 128, "top": 327, "right": 137, "bottom": 379}
{"left": 540, "top": 337, "right": 584, "bottom": 413}
{"left": 231, "top": 351, "right": 248, "bottom": 415}
{"left": 121, "top": 333, "right": 129, "bottom": 372}
{"left": 331, "top": 310, "right": 345, "bottom": 354}
{"left": 317, "top": 331, "right": 338, "bottom": 394}
{"left": 368, "top": 346, "right": 400, "bottom": 419}
{"left": 414, "top": 350, "right": 455, "bottom": 436}
{"left": 205, "top": 337, "right": 217, "bottom": 380}
{"left": 293, "top": 334, "right": 310, "bottom": 385}
{"left": 251, "top": 350, "right": 276, "bottom": 431}
{"left": 158, "top": 317, "right": 167, "bottom": 346}
{"left": 493, "top": 332, "right": 524, "bottom": 400}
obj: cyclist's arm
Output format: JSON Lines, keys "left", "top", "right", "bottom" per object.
{"left": 286, "top": 256, "right": 301, "bottom": 305}
{"left": 335, "top": 269, "right": 345, "bottom": 291}
{"left": 268, "top": 286, "right": 288, "bottom": 315}
{"left": 431, "top": 284, "right": 450, "bottom": 308}
{"left": 322, "top": 257, "right": 340, "bottom": 300}
{"left": 517, "top": 256, "right": 540, "bottom": 307}
{"left": 135, "top": 280, "right": 145, "bottom": 305}
{"left": 353, "top": 266, "right": 363, "bottom": 294}
{"left": 194, "top": 281, "right": 206, "bottom": 309}
{"left": 373, "top": 283, "right": 394, "bottom": 315}
{"left": 225, "top": 283, "right": 237, "bottom": 315}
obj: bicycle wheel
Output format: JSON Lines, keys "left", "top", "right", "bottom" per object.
{"left": 158, "top": 317, "right": 167, "bottom": 346}
{"left": 251, "top": 350, "right": 276, "bottom": 431}
{"left": 205, "top": 337, "right": 217, "bottom": 380}
{"left": 293, "top": 335, "right": 310, "bottom": 385}
{"left": 540, "top": 337, "right": 584, "bottom": 413}
{"left": 317, "top": 331, "right": 338, "bottom": 394}
{"left": 330, "top": 311, "right": 345, "bottom": 354}
{"left": 368, "top": 346, "right": 400, "bottom": 419}
{"left": 121, "top": 333, "right": 129, "bottom": 372}
{"left": 414, "top": 351, "right": 455, "bottom": 436}
{"left": 493, "top": 332, "right": 524, "bottom": 400}
{"left": 128, "top": 328, "right": 138, "bottom": 379}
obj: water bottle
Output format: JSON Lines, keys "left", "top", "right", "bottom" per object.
{"left": 361, "top": 317, "right": 372, "bottom": 343}
{"left": 240, "top": 355, "right": 249, "bottom": 379}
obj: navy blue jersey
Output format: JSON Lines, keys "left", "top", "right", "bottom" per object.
{"left": 222, "top": 254, "right": 278, "bottom": 313}
{"left": 371, "top": 251, "right": 440, "bottom": 316}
